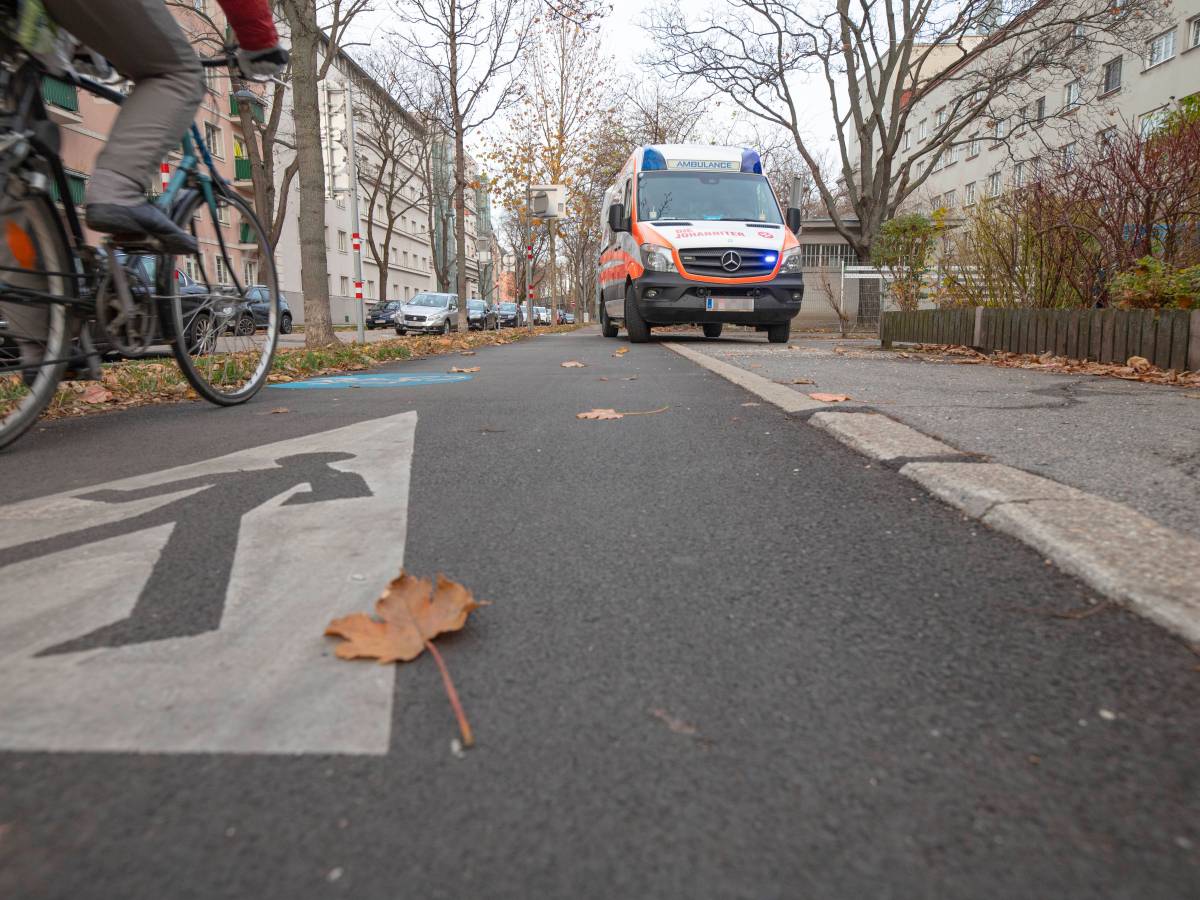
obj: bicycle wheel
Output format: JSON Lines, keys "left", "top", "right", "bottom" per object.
{"left": 0, "top": 192, "right": 76, "bottom": 450}
{"left": 157, "top": 188, "right": 278, "bottom": 405}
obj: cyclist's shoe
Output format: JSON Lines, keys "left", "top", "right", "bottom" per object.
{"left": 85, "top": 202, "right": 198, "bottom": 255}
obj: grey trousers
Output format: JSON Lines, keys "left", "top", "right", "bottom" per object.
{"left": 42, "top": 0, "right": 204, "bottom": 205}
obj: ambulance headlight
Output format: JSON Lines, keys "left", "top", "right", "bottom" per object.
{"left": 640, "top": 244, "right": 677, "bottom": 273}
{"left": 780, "top": 246, "right": 803, "bottom": 274}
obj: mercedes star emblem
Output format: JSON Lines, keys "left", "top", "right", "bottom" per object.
{"left": 720, "top": 250, "right": 742, "bottom": 272}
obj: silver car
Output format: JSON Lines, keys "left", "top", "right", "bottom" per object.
{"left": 395, "top": 292, "right": 460, "bottom": 335}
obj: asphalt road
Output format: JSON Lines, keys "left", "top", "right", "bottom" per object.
{"left": 1, "top": 328, "right": 1197, "bottom": 899}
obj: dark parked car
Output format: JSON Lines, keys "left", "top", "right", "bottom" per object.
{"left": 237, "top": 285, "right": 292, "bottom": 335}
{"left": 467, "top": 299, "right": 498, "bottom": 331}
{"left": 496, "top": 302, "right": 523, "bottom": 327}
{"left": 367, "top": 301, "right": 402, "bottom": 329}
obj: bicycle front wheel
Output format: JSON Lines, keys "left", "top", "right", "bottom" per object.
{"left": 0, "top": 192, "right": 76, "bottom": 450}
{"left": 158, "top": 189, "right": 279, "bottom": 405}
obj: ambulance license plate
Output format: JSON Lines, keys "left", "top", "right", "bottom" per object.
{"left": 705, "top": 296, "right": 754, "bottom": 312}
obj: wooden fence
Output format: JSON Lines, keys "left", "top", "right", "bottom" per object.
{"left": 880, "top": 307, "right": 1200, "bottom": 371}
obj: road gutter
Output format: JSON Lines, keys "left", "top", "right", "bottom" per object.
{"left": 664, "top": 341, "right": 1200, "bottom": 645}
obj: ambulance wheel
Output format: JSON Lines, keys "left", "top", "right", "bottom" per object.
{"left": 600, "top": 300, "right": 618, "bottom": 338}
{"left": 624, "top": 285, "right": 650, "bottom": 343}
{"left": 702, "top": 323, "right": 723, "bottom": 339}
{"left": 766, "top": 323, "right": 790, "bottom": 343}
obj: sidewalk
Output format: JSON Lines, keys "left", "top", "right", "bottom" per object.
{"left": 677, "top": 333, "right": 1200, "bottom": 538}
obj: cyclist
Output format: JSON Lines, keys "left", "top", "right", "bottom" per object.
{"left": 40, "top": 0, "right": 287, "bottom": 253}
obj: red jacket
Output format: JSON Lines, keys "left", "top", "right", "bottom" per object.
{"left": 216, "top": 0, "right": 279, "bottom": 52}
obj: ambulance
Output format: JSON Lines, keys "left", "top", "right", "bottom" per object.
{"left": 597, "top": 145, "right": 805, "bottom": 343}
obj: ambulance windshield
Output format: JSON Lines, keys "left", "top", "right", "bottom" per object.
{"left": 636, "top": 172, "right": 783, "bottom": 224}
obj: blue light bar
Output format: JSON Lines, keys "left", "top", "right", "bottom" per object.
{"left": 740, "top": 148, "right": 762, "bottom": 174}
{"left": 642, "top": 147, "right": 667, "bottom": 171}
{"left": 764, "top": 253, "right": 777, "bottom": 263}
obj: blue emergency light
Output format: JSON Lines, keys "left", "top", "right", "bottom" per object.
{"left": 641, "top": 147, "right": 668, "bottom": 170}
{"left": 740, "top": 148, "right": 762, "bottom": 174}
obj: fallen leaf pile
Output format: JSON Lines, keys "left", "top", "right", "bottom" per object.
{"left": 326, "top": 571, "right": 488, "bottom": 747}
{"left": 895, "top": 344, "right": 1200, "bottom": 387}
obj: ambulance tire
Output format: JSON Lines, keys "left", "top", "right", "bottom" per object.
{"left": 600, "top": 299, "right": 619, "bottom": 338}
{"left": 766, "top": 322, "right": 790, "bottom": 343}
{"left": 624, "top": 285, "right": 651, "bottom": 343}
{"left": 702, "top": 323, "right": 723, "bottom": 339}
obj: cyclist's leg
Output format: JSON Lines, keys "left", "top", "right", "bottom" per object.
{"left": 42, "top": 0, "right": 203, "bottom": 253}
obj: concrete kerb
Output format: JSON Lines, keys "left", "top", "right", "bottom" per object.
{"left": 663, "top": 341, "right": 1200, "bottom": 646}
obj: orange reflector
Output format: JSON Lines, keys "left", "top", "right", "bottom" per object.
{"left": 6, "top": 220, "right": 36, "bottom": 270}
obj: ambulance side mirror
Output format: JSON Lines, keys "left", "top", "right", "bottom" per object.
{"left": 608, "top": 203, "right": 628, "bottom": 234}
{"left": 786, "top": 207, "right": 804, "bottom": 235}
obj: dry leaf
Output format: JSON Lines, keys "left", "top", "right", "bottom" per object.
{"left": 748, "top": 363, "right": 762, "bottom": 369}
{"left": 597, "top": 376, "right": 609, "bottom": 381}
{"left": 787, "top": 378, "right": 814, "bottom": 385}
{"left": 741, "top": 402, "right": 761, "bottom": 407}
{"left": 561, "top": 360, "right": 587, "bottom": 368}
{"left": 809, "top": 392, "right": 852, "bottom": 403}
{"left": 449, "top": 366, "right": 480, "bottom": 373}
{"left": 1127, "top": 355, "right": 1151, "bottom": 373}
{"left": 577, "top": 408, "right": 624, "bottom": 420}
{"left": 325, "top": 571, "right": 488, "bottom": 746}
{"left": 80, "top": 384, "right": 113, "bottom": 404}
{"left": 649, "top": 707, "right": 698, "bottom": 736}
{"left": 622, "top": 375, "right": 639, "bottom": 381}
{"left": 270, "top": 407, "right": 290, "bottom": 415}
{"left": 459, "top": 350, "right": 476, "bottom": 356}
{"left": 613, "top": 347, "right": 629, "bottom": 357}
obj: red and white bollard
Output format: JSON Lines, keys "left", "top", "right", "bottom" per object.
{"left": 352, "top": 232, "right": 361, "bottom": 253}
{"left": 354, "top": 281, "right": 363, "bottom": 302}
{"left": 160, "top": 162, "right": 170, "bottom": 193}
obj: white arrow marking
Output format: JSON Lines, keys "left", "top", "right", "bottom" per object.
{"left": 0, "top": 412, "right": 416, "bottom": 755}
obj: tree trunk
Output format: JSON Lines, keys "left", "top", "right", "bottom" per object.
{"left": 453, "top": 124, "right": 468, "bottom": 307}
{"left": 281, "top": 1, "right": 337, "bottom": 348}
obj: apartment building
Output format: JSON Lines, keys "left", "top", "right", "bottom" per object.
{"left": 890, "top": 0, "right": 1200, "bottom": 214}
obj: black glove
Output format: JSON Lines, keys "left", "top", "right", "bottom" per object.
{"left": 236, "top": 45, "right": 289, "bottom": 80}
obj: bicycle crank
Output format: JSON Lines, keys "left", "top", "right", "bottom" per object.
{"left": 96, "top": 241, "right": 157, "bottom": 357}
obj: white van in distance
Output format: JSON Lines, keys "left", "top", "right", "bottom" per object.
{"left": 597, "top": 145, "right": 805, "bottom": 343}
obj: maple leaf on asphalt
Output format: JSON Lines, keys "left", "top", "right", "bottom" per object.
{"left": 326, "top": 571, "right": 488, "bottom": 745}
{"left": 613, "top": 347, "right": 629, "bottom": 357}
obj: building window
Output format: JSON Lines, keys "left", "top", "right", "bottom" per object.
{"left": 935, "top": 107, "right": 947, "bottom": 128}
{"left": 967, "top": 133, "right": 980, "bottom": 157}
{"left": 943, "top": 189, "right": 957, "bottom": 209}
{"left": 1102, "top": 57, "right": 1122, "bottom": 95}
{"left": 992, "top": 117, "right": 1007, "bottom": 140}
{"left": 367, "top": 280, "right": 375, "bottom": 299}
{"left": 215, "top": 255, "right": 230, "bottom": 285}
{"left": 964, "top": 182, "right": 976, "bottom": 205}
{"left": 1146, "top": 29, "right": 1176, "bottom": 68}
{"left": 340, "top": 275, "right": 350, "bottom": 294}
{"left": 244, "top": 260, "right": 258, "bottom": 286}
{"left": 1064, "top": 80, "right": 1081, "bottom": 110}
{"left": 337, "top": 230, "right": 347, "bottom": 252}
{"left": 204, "top": 122, "right": 224, "bottom": 159}
{"left": 1013, "top": 161, "right": 1025, "bottom": 187}
{"left": 1033, "top": 96, "right": 1045, "bottom": 122}
{"left": 1139, "top": 107, "right": 1168, "bottom": 137}
{"left": 335, "top": 195, "right": 346, "bottom": 209}
{"left": 903, "top": 129, "right": 911, "bottom": 150}
{"left": 1098, "top": 126, "right": 1118, "bottom": 155}
{"left": 1061, "top": 142, "right": 1078, "bottom": 167}
{"left": 1191, "top": 17, "right": 1200, "bottom": 49}
{"left": 917, "top": 119, "right": 928, "bottom": 140}
{"left": 986, "top": 171, "right": 1001, "bottom": 197}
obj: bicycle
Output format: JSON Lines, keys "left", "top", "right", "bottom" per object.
{"left": 0, "top": 40, "right": 280, "bottom": 450}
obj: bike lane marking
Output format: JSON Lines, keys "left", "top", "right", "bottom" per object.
{"left": 0, "top": 411, "right": 416, "bottom": 755}
{"left": 271, "top": 373, "right": 473, "bottom": 389}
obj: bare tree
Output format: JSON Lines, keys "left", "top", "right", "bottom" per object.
{"left": 646, "top": 0, "right": 1160, "bottom": 259}
{"left": 355, "top": 52, "right": 434, "bottom": 304}
{"left": 394, "top": 0, "right": 533, "bottom": 307}
{"left": 277, "top": 0, "right": 374, "bottom": 348}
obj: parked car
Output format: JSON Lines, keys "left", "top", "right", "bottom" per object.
{"left": 466, "top": 299, "right": 498, "bottom": 331}
{"left": 395, "top": 291, "right": 460, "bottom": 335}
{"left": 533, "top": 306, "right": 551, "bottom": 325}
{"left": 562, "top": 311, "right": 575, "bottom": 325}
{"left": 234, "top": 285, "right": 292, "bottom": 335}
{"left": 367, "top": 301, "right": 402, "bottom": 329}
{"left": 496, "top": 301, "right": 523, "bottom": 327}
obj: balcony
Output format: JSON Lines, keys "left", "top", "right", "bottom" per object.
{"left": 49, "top": 171, "right": 87, "bottom": 208}
{"left": 233, "top": 156, "right": 254, "bottom": 192}
{"left": 229, "top": 92, "right": 266, "bottom": 124}
{"left": 236, "top": 221, "right": 260, "bottom": 251}
{"left": 42, "top": 76, "right": 81, "bottom": 124}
